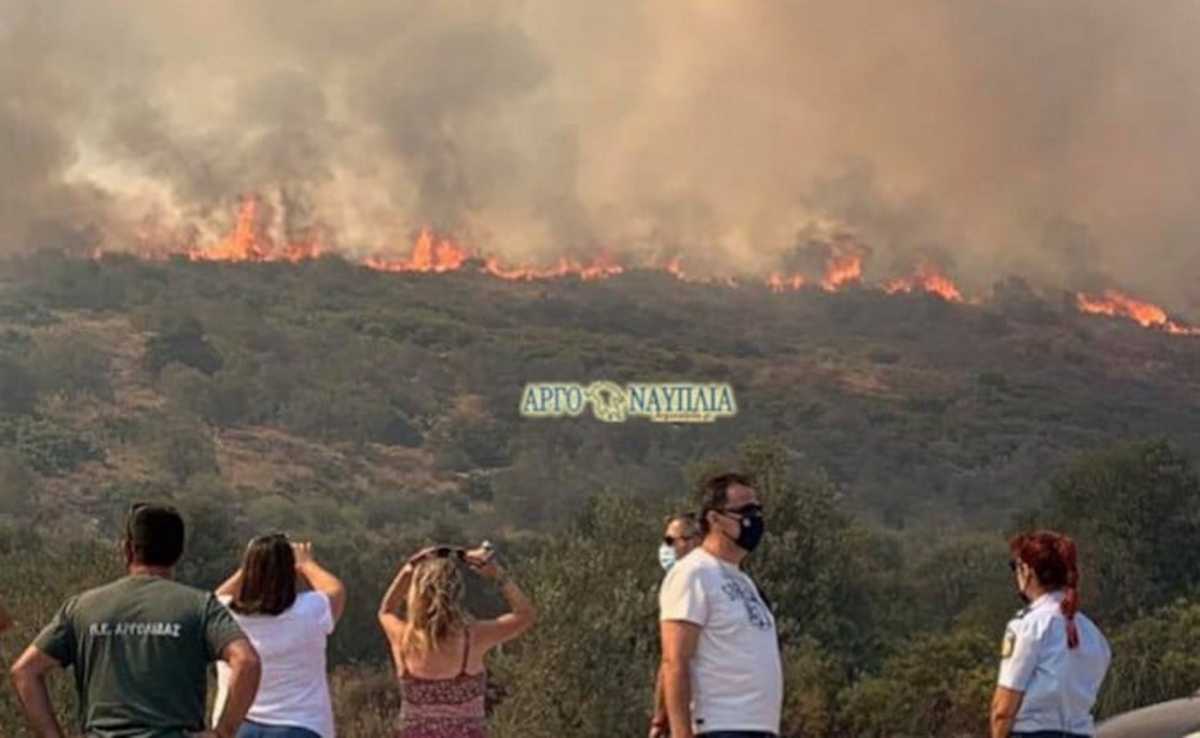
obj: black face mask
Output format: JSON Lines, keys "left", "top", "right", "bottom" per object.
{"left": 723, "top": 510, "right": 766, "bottom": 552}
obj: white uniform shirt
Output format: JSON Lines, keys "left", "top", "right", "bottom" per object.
{"left": 213, "top": 592, "right": 337, "bottom": 738}
{"left": 998, "top": 590, "right": 1111, "bottom": 735}
{"left": 659, "top": 547, "right": 783, "bottom": 735}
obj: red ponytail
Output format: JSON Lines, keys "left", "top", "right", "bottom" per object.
{"left": 1009, "top": 530, "right": 1081, "bottom": 649}
{"left": 1054, "top": 535, "right": 1080, "bottom": 648}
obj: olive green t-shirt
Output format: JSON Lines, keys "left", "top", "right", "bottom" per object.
{"left": 33, "top": 574, "right": 245, "bottom": 738}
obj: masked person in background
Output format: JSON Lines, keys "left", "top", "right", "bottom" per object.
{"left": 990, "top": 530, "right": 1110, "bottom": 738}
{"left": 659, "top": 473, "right": 782, "bottom": 738}
{"left": 651, "top": 513, "right": 702, "bottom": 737}
{"left": 10, "top": 503, "right": 261, "bottom": 738}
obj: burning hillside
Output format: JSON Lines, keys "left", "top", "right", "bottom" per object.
{"left": 1076, "top": 290, "right": 1200, "bottom": 336}
{"left": 93, "top": 196, "right": 1200, "bottom": 338}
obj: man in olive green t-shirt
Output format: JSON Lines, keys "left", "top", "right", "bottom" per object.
{"left": 9, "top": 504, "right": 262, "bottom": 738}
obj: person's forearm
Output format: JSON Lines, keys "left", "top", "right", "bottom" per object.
{"left": 214, "top": 568, "right": 244, "bottom": 599}
{"left": 653, "top": 665, "right": 667, "bottom": 720}
{"left": 496, "top": 571, "right": 535, "bottom": 621}
{"left": 215, "top": 660, "right": 262, "bottom": 738}
{"left": 663, "top": 660, "right": 693, "bottom": 738}
{"left": 990, "top": 713, "right": 1013, "bottom": 738}
{"left": 12, "top": 672, "right": 66, "bottom": 738}
{"left": 379, "top": 566, "right": 412, "bottom": 617}
{"left": 298, "top": 560, "right": 344, "bottom": 600}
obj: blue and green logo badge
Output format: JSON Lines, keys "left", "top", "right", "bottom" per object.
{"left": 520, "top": 382, "right": 737, "bottom": 423}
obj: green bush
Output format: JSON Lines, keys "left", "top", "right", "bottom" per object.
{"left": 0, "top": 414, "right": 104, "bottom": 475}
{"left": 144, "top": 314, "right": 224, "bottom": 376}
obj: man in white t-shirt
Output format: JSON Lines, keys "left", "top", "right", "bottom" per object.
{"left": 659, "top": 472, "right": 782, "bottom": 738}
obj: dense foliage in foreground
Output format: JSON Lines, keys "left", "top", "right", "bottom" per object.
{"left": 4, "top": 438, "right": 1200, "bottom": 737}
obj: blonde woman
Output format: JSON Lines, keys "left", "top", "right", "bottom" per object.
{"left": 378, "top": 545, "right": 536, "bottom": 738}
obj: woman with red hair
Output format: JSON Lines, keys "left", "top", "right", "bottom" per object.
{"left": 990, "top": 530, "right": 1111, "bottom": 738}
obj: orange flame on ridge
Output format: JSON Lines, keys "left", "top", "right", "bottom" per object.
{"left": 1076, "top": 289, "right": 1200, "bottom": 335}
{"left": 883, "top": 264, "right": 964, "bottom": 302}
{"left": 92, "top": 197, "right": 1200, "bottom": 338}
{"left": 821, "top": 252, "right": 864, "bottom": 291}
{"left": 186, "top": 196, "right": 325, "bottom": 263}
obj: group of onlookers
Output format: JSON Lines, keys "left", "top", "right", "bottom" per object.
{"left": 3, "top": 472, "right": 1113, "bottom": 738}
{"left": 647, "top": 472, "right": 1110, "bottom": 738}
{"left": 5, "top": 504, "right": 535, "bottom": 738}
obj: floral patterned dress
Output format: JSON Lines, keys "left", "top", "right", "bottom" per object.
{"left": 397, "top": 628, "right": 488, "bottom": 738}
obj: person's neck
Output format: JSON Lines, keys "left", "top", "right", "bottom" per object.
{"left": 128, "top": 564, "right": 174, "bottom": 579}
{"left": 702, "top": 533, "right": 746, "bottom": 566}
{"left": 1024, "top": 583, "right": 1050, "bottom": 603}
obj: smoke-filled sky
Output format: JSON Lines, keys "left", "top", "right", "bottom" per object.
{"left": 2, "top": 1, "right": 1198, "bottom": 313}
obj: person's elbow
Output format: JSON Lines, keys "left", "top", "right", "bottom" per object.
{"left": 10, "top": 658, "right": 38, "bottom": 693}
{"left": 513, "top": 602, "right": 537, "bottom": 634}
{"left": 661, "top": 651, "right": 689, "bottom": 676}
{"left": 9, "top": 660, "right": 24, "bottom": 689}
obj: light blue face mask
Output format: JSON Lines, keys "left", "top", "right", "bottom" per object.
{"left": 659, "top": 543, "right": 677, "bottom": 571}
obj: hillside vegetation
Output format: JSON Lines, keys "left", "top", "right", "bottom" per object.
{"left": 2, "top": 251, "right": 1200, "bottom": 737}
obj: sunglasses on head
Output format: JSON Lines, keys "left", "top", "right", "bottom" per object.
{"left": 428, "top": 546, "right": 467, "bottom": 560}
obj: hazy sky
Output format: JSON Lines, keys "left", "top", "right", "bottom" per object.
{"left": 2, "top": 1, "right": 1197, "bottom": 313}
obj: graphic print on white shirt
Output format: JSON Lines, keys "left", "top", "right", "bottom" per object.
{"left": 718, "top": 567, "right": 772, "bottom": 630}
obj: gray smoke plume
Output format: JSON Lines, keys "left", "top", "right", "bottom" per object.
{"left": 1, "top": 1, "right": 1198, "bottom": 314}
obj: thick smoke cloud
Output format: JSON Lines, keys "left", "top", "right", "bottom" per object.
{"left": 1, "top": 1, "right": 1197, "bottom": 313}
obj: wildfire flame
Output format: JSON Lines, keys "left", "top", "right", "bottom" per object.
{"left": 482, "top": 253, "right": 624, "bottom": 281}
{"left": 90, "top": 197, "right": 1200, "bottom": 338}
{"left": 363, "top": 229, "right": 470, "bottom": 273}
{"left": 1076, "top": 289, "right": 1200, "bottom": 335}
{"left": 883, "top": 264, "right": 964, "bottom": 303}
{"left": 767, "top": 246, "right": 863, "bottom": 293}
{"left": 187, "top": 196, "right": 324, "bottom": 263}
{"left": 767, "top": 273, "right": 807, "bottom": 292}
{"left": 821, "top": 252, "right": 864, "bottom": 291}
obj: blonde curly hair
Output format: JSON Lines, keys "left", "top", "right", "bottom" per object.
{"left": 400, "top": 557, "right": 470, "bottom": 657}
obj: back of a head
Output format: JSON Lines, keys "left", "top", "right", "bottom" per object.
{"left": 697, "top": 471, "right": 755, "bottom": 535}
{"left": 666, "top": 512, "right": 700, "bottom": 538}
{"left": 126, "top": 504, "right": 186, "bottom": 568}
{"left": 231, "top": 534, "right": 297, "bottom": 616}
{"left": 401, "top": 557, "right": 467, "bottom": 657}
{"left": 1009, "top": 529, "right": 1081, "bottom": 647}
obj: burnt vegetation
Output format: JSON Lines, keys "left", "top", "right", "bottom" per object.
{"left": 2, "top": 251, "right": 1200, "bottom": 737}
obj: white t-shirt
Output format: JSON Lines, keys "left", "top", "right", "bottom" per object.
{"left": 659, "top": 548, "right": 783, "bottom": 735}
{"left": 998, "top": 590, "right": 1111, "bottom": 735}
{"left": 213, "top": 591, "right": 337, "bottom": 738}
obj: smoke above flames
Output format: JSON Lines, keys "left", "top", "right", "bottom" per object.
{"left": 2, "top": 1, "right": 1199, "bottom": 322}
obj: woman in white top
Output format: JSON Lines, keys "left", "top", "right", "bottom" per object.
{"left": 991, "top": 530, "right": 1111, "bottom": 738}
{"left": 213, "top": 535, "right": 347, "bottom": 738}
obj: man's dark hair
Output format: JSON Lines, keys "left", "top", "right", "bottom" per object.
{"left": 664, "top": 512, "right": 701, "bottom": 538}
{"left": 231, "top": 533, "right": 297, "bottom": 616}
{"left": 698, "top": 472, "right": 755, "bottom": 534}
{"left": 125, "top": 503, "right": 186, "bottom": 567}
